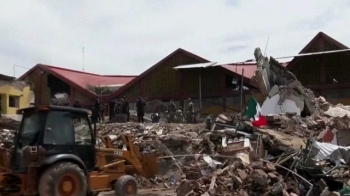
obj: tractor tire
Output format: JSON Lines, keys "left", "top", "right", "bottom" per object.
{"left": 38, "top": 162, "right": 87, "bottom": 196}
{"left": 114, "top": 175, "right": 138, "bottom": 196}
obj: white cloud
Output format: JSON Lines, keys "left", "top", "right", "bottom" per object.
{"left": 0, "top": 0, "right": 349, "bottom": 77}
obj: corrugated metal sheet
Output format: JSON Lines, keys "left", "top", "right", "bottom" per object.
{"left": 44, "top": 65, "right": 136, "bottom": 88}
{"left": 313, "top": 141, "right": 350, "bottom": 163}
{"left": 174, "top": 61, "right": 290, "bottom": 81}
{"left": 173, "top": 62, "right": 218, "bottom": 70}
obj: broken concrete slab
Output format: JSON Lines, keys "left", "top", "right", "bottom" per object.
{"left": 250, "top": 124, "right": 306, "bottom": 150}
{"left": 324, "top": 106, "right": 350, "bottom": 118}
{"left": 261, "top": 93, "right": 302, "bottom": 116}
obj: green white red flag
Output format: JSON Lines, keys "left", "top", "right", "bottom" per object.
{"left": 243, "top": 96, "right": 267, "bottom": 127}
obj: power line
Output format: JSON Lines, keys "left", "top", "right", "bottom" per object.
{"left": 13, "top": 64, "right": 30, "bottom": 77}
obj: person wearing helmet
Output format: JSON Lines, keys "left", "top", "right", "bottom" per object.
{"left": 186, "top": 98, "right": 194, "bottom": 123}
{"left": 167, "top": 99, "right": 177, "bottom": 123}
{"left": 175, "top": 106, "right": 183, "bottom": 123}
{"left": 151, "top": 112, "right": 160, "bottom": 123}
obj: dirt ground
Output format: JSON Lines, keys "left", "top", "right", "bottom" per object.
{"left": 99, "top": 189, "right": 176, "bottom": 196}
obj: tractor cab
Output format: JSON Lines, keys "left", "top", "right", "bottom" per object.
{"left": 10, "top": 105, "right": 96, "bottom": 173}
{"left": 0, "top": 105, "right": 159, "bottom": 195}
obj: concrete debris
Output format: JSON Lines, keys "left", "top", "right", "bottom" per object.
{"left": 3, "top": 49, "right": 350, "bottom": 195}
{"left": 93, "top": 122, "right": 312, "bottom": 195}
{"left": 0, "top": 116, "right": 20, "bottom": 130}
{"left": 0, "top": 116, "right": 19, "bottom": 159}
{"left": 51, "top": 93, "right": 70, "bottom": 105}
{"left": 2, "top": 105, "right": 350, "bottom": 195}
{"left": 254, "top": 47, "right": 317, "bottom": 116}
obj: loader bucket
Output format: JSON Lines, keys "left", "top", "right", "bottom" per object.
{"left": 142, "top": 155, "right": 159, "bottom": 178}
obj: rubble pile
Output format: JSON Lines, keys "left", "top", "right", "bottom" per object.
{"left": 109, "top": 48, "right": 350, "bottom": 195}
{"left": 97, "top": 123, "right": 203, "bottom": 156}
{"left": 2, "top": 48, "right": 350, "bottom": 194}
{"left": 51, "top": 93, "right": 70, "bottom": 105}
{"left": 176, "top": 158, "right": 304, "bottom": 196}
{"left": 0, "top": 116, "right": 20, "bottom": 130}
{"left": 0, "top": 116, "right": 18, "bottom": 147}
{"left": 250, "top": 95, "right": 350, "bottom": 148}
{"left": 96, "top": 122, "right": 313, "bottom": 195}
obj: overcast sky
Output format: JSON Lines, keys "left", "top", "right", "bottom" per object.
{"left": 0, "top": 0, "right": 349, "bottom": 77}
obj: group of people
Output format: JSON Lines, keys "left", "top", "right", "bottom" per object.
{"left": 109, "top": 96, "right": 130, "bottom": 122}
{"left": 100, "top": 96, "right": 147, "bottom": 123}
{"left": 109, "top": 96, "right": 147, "bottom": 123}
{"left": 164, "top": 98, "right": 195, "bottom": 123}
{"left": 51, "top": 96, "right": 195, "bottom": 124}
{"left": 166, "top": 99, "right": 183, "bottom": 123}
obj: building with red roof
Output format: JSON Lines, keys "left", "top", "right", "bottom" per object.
{"left": 18, "top": 31, "right": 350, "bottom": 114}
{"left": 18, "top": 64, "right": 136, "bottom": 106}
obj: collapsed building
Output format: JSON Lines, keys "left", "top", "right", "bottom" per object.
{"left": 253, "top": 47, "right": 317, "bottom": 117}
{"left": 2, "top": 46, "right": 350, "bottom": 195}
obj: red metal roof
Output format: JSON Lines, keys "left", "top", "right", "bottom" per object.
{"left": 44, "top": 65, "right": 136, "bottom": 87}
{"left": 19, "top": 64, "right": 136, "bottom": 99}
{"left": 221, "top": 63, "right": 257, "bottom": 79}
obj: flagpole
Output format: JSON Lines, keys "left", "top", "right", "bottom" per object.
{"left": 237, "top": 69, "right": 247, "bottom": 128}
{"left": 240, "top": 69, "right": 244, "bottom": 111}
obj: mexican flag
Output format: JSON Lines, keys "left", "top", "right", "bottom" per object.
{"left": 243, "top": 96, "right": 267, "bottom": 127}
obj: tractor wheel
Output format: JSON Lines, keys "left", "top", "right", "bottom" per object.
{"left": 38, "top": 162, "right": 87, "bottom": 196}
{"left": 114, "top": 175, "right": 138, "bottom": 196}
